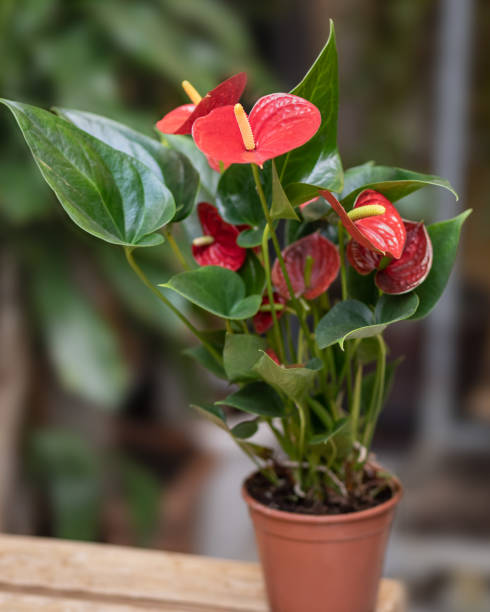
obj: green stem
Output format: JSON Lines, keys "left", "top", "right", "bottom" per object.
{"left": 351, "top": 362, "right": 363, "bottom": 442}
{"left": 363, "top": 335, "right": 386, "bottom": 448}
{"left": 124, "top": 247, "right": 221, "bottom": 365}
{"left": 338, "top": 221, "right": 348, "bottom": 300}
{"left": 162, "top": 227, "right": 190, "bottom": 270}
{"left": 284, "top": 314, "right": 297, "bottom": 362}
{"left": 251, "top": 163, "right": 315, "bottom": 356}
{"left": 240, "top": 320, "right": 250, "bottom": 334}
{"left": 261, "top": 224, "right": 286, "bottom": 363}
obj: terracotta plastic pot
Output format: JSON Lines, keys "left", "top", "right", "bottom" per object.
{"left": 242, "top": 473, "right": 402, "bottom": 612}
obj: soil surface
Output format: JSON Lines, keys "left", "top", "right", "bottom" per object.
{"left": 246, "top": 465, "right": 395, "bottom": 516}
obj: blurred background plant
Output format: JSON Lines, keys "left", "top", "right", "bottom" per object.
{"left": 1, "top": 1, "right": 489, "bottom": 610}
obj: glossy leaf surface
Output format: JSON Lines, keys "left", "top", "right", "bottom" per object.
{"left": 161, "top": 266, "right": 261, "bottom": 319}
{"left": 411, "top": 210, "right": 471, "bottom": 320}
{"left": 277, "top": 21, "right": 343, "bottom": 192}
{"left": 253, "top": 351, "right": 317, "bottom": 402}
{"left": 223, "top": 333, "right": 266, "bottom": 381}
{"left": 340, "top": 163, "right": 457, "bottom": 210}
{"left": 216, "top": 382, "right": 286, "bottom": 417}
{"left": 57, "top": 108, "right": 199, "bottom": 222}
{"left": 2, "top": 99, "right": 175, "bottom": 246}
{"left": 316, "top": 293, "right": 419, "bottom": 349}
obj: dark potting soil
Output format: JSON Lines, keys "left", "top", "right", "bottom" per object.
{"left": 245, "top": 465, "right": 395, "bottom": 516}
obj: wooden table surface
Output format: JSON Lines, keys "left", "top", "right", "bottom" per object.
{"left": 0, "top": 534, "right": 406, "bottom": 611}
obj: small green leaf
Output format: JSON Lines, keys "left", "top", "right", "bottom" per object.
{"left": 270, "top": 160, "right": 299, "bottom": 220}
{"left": 253, "top": 351, "right": 317, "bottom": 402}
{"left": 310, "top": 418, "right": 348, "bottom": 446}
{"left": 216, "top": 382, "right": 285, "bottom": 417}
{"left": 191, "top": 403, "right": 227, "bottom": 430}
{"left": 340, "top": 163, "right": 457, "bottom": 210}
{"left": 161, "top": 266, "right": 262, "bottom": 319}
{"left": 411, "top": 209, "right": 472, "bottom": 320}
{"left": 316, "top": 294, "right": 419, "bottom": 349}
{"left": 231, "top": 420, "right": 259, "bottom": 439}
{"left": 1, "top": 99, "right": 175, "bottom": 246}
{"left": 56, "top": 108, "right": 199, "bottom": 221}
{"left": 277, "top": 20, "right": 343, "bottom": 193}
{"left": 239, "top": 252, "right": 266, "bottom": 296}
{"left": 216, "top": 163, "right": 270, "bottom": 227}
{"left": 236, "top": 224, "right": 267, "bottom": 248}
{"left": 223, "top": 333, "right": 266, "bottom": 381}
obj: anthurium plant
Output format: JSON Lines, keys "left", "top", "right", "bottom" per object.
{"left": 2, "top": 23, "right": 470, "bottom": 513}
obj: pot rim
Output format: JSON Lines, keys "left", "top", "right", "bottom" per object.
{"left": 242, "top": 469, "right": 403, "bottom": 525}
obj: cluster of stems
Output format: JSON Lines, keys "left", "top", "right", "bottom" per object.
{"left": 124, "top": 164, "right": 388, "bottom": 498}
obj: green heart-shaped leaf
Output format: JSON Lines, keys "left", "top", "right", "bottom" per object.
{"left": 56, "top": 109, "right": 199, "bottom": 221}
{"left": 411, "top": 210, "right": 472, "bottom": 320}
{"left": 253, "top": 351, "right": 317, "bottom": 402}
{"left": 1, "top": 99, "right": 175, "bottom": 246}
{"left": 316, "top": 293, "right": 419, "bottom": 349}
{"left": 277, "top": 20, "right": 343, "bottom": 193}
{"left": 340, "top": 163, "right": 457, "bottom": 210}
{"left": 223, "top": 333, "right": 266, "bottom": 382}
{"left": 161, "top": 266, "right": 262, "bottom": 319}
{"left": 216, "top": 381, "right": 286, "bottom": 417}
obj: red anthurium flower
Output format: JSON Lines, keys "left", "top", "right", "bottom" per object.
{"left": 192, "top": 93, "right": 321, "bottom": 168}
{"left": 271, "top": 233, "right": 340, "bottom": 300}
{"left": 321, "top": 189, "right": 406, "bottom": 258}
{"left": 347, "top": 220, "right": 433, "bottom": 295}
{"left": 156, "top": 73, "right": 247, "bottom": 135}
{"left": 192, "top": 203, "right": 246, "bottom": 271}
{"left": 253, "top": 292, "right": 286, "bottom": 335}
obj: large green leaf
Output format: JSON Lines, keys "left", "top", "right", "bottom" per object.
{"left": 223, "top": 333, "right": 266, "bottom": 381}
{"left": 216, "top": 381, "right": 286, "bottom": 417}
{"left": 277, "top": 20, "right": 343, "bottom": 193}
{"left": 56, "top": 108, "right": 199, "bottom": 222}
{"left": 253, "top": 351, "right": 317, "bottom": 402}
{"left": 1, "top": 99, "right": 175, "bottom": 246}
{"left": 412, "top": 210, "right": 471, "bottom": 320}
{"left": 216, "top": 163, "right": 270, "bottom": 227}
{"left": 340, "top": 163, "right": 457, "bottom": 210}
{"left": 30, "top": 252, "right": 130, "bottom": 408}
{"left": 161, "top": 266, "right": 262, "bottom": 319}
{"left": 316, "top": 294, "right": 419, "bottom": 349}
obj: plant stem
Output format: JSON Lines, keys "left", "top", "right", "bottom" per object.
{"left": 124, "top": 247, "right": 222, "bottom": 364}
{"left": 351, "top": 362, "right": 363, "bottom": 441}
{"left": 251, "top": 164, "right": 315, "bottom": 356}
{"left": 162, "top": 227, "right": 190, "bottom": 270}
{"left": 363, "top": 334, "right": 386, "bottom": 448}
{"left": 338, "top": 221, "right": 348, "bottom": 300}
{"left": 261, "top": 224, "right": 286, "bottom": 363}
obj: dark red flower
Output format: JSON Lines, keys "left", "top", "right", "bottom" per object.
{"left": 192, "top": 93, "right": 321, "bottom": 168}
{"left": 156, "top": 73, "right": 247, "bottom": 135}
{"left": 253, "top": 292, "right": 286, "bottom": 335}
{"left": 191, "top": 203, "right": 246, "bottom": 271}
{"left": 321, "top": 189, "right": 406, "bottom": 258}
{"left": 271, "top": 233, "right": 340, "bottom": 300}
{"left": 347, "top": 220, "right": 433, "bottom": 295}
